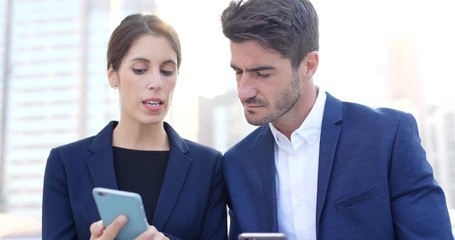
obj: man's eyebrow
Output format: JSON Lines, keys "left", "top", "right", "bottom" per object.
{"left": 247, "top": 66, "right": 274, "bottom": 72}
{"left": 230, "top": 64, "right": 275, "bottom": 72}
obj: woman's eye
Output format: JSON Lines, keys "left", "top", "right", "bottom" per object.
{"left": 132, "top": 68, "right": 147, "bottom": 74}
{"left": 161, "top": 69, "right": 174, "bottom": 76}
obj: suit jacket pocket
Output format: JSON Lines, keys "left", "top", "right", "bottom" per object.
{"left": 335, "top": 181, "right": 386, "bottom": 211}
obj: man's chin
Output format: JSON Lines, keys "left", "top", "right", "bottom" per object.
{"left": 245, "top": 115, "right": 269, "bottom": 126}
{"left": 247, "top": 120, "right": 262, "bottom": 126}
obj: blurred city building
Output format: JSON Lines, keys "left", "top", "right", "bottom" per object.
{"left": 0, "top": 213, "right": 41, "bottom": 239}
{"left": 0, "top": 0, "right": 158, "bottom": 236}
{"left": 198, "top": 90, "right": 255, "bottom": 153}
{"left": 424, "top": 105, "right": 455, "bottom": 209}
{"left": 386, "top": 34, "right": 455, "bottom": 209}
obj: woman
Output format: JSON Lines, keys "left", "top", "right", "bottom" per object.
{"left": 42, "top": 13, "right": 227, "bottom": 240}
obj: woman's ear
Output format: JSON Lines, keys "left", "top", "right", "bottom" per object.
{"left": 107, "top": 65, "right": 119, "bottom": 89}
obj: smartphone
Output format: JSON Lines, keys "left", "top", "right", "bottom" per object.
{"left": 238, "top": 232, "right": 287, "bottom": 240}
{"left": 92, "top": 187, "right": 149, "bottom": 240}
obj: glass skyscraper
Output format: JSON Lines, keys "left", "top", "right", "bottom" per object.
{"left": 0, "top": 0, "right": 157, "bottom": 219}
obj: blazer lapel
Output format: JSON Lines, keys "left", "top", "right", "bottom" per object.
{"left": 255, "top": 126, "right": 278, "bottom": 231}
{"left": 152, "top": 123, "right": 191, "bottom": 229}
{"left": 316, "top": 93, "right": 342, "bottom": 232}
{"left": 86, "top": 121, "right": 118, "bottom": 189}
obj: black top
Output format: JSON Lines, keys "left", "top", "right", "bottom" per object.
{"left": 113, "top": 146, "right": 169, "bottom": 224}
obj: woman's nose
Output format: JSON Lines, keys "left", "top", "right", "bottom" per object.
{"left": 147, "top": 70, "right": 163, "bottom": 89}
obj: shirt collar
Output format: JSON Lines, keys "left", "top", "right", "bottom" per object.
{"left": 269, "top": 90, "right": 326, "bottom": 146}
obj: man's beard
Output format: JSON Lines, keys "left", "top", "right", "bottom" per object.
{"left": 244, "top": 72, "right": 301, "bottom": 126}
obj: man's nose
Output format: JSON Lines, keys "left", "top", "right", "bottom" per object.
{"left": 237, "top": 74, "right": 257, "bottom": 101}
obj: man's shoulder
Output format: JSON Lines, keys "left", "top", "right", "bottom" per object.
{"left": 326, "top": 91, "right": 409, "bottom": 118}
{"left": 341, "top": 101, "right": 410, "bottom": 120}
{"left": 225, "top": 125, "right": 269, "bottom": 154}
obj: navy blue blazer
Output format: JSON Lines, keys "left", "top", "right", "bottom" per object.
{"left": 42, "top": 121, "right": 227, "bottom": 240}
{"left": 224, "top": 92, "right": 453, "bottom": 239}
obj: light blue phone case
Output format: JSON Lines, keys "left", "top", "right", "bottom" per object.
{"left": 92, "top": 187, "right": 149, "bottom": 240}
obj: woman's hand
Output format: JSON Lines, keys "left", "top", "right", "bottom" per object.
{"left": 89, "top": 215, "right": 169, "bottom": 240}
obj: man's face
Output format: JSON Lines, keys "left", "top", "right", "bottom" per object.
{"left": 230, "top": 41, "right": 301, "bottom": 126}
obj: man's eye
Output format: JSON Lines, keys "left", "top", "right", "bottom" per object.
{"left": 132, "top": 68, "right": 147, "bottom": 74}
{"left": 257, "top": 72, "right": 270, "bottom": 78}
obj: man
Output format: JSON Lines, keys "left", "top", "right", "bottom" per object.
{"left": 220, "top": 0, "right": 453, "bottom": 239}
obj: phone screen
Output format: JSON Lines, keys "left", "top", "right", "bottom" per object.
{"left": 238, "top": 233, "right": 287, "bottom": 240}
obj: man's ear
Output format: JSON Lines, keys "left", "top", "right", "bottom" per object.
{"left": 300, "top": 51, "right": 319, "bottom": 82}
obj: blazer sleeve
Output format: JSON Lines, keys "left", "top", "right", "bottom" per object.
{"left": 200, "top": 152, "right": 228, "bottom": 240}
{"left": 389, "top": 113, "right": 453, "bottom": 238}
{"left": 42, "top": 148, "right": 78, "bottom": 239}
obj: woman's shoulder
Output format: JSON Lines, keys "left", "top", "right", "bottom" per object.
{"left": 50, "top": 121, "right": 115, "bottom": 154}
{"left": 183, "top": 139, "right": 222, "bottom": 156}
{"left": 54, "top": 136, "right": 95, "bottom": 150}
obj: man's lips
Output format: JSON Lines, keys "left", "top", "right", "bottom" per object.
{"left": 241, "top": 97, "right": 266, "bottom": 112}
{"left": 243, "top": 103, "right": 262, "bottom": 108}
{"left": 242, "top": 99, "right": 264, "bottom": 109}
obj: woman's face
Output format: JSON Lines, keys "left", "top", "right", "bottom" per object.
{"left": 109, "top": 34, "right": 178, "bottom": 127}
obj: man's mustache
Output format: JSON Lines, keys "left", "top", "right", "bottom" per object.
{"left": 241, "top": 97, "right": 264, "bottom": 105}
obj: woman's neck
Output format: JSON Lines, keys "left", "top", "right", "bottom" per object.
{"left": 112, "top": 121, "right": 170, "bottom": 151}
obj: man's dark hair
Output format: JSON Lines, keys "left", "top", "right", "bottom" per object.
{"left": 221, "top": 0, "right": 319, "bottom": 69}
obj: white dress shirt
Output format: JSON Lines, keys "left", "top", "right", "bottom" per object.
{"left": 269, "top": 90, "right": 326, "bottom": 240}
